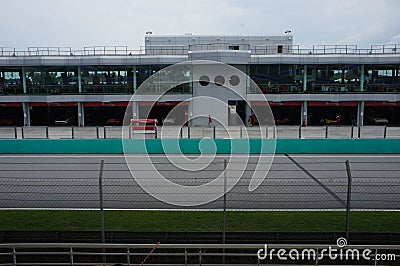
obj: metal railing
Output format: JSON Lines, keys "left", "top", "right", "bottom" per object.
{"left": 0, "top": 243, "right": 398, "bottom": 265}
{"left": 1, "top": 44, "right": 400, "bottom": 57}
{"left": 0, "top": 125, "right": 398, "bottom": 140}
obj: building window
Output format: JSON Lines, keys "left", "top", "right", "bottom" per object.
{"left": 278, "top": 45, "right": 283, "bottom": 53}
{"left": 229, "top": 45, "right": 239, "bottom": 50}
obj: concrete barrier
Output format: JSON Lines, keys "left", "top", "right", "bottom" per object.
{"left": 0, "top": 139, "right": 399, "bottom": 154}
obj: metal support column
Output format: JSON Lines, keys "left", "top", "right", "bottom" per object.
{"left": 22, "top": 102, "right": 30, "bottom": 126}
{"left": 132, "top": 101, "right": 138, "bottom": 119}
{"left": 133, "top": 66, "right": 137, "bottom": 93}
{"left": 22, "top": 67, "right": 27, "bottom": 94}
{"left": 303, "top": 65, "right": 307, "bottom": 92}
{"left": 245, "top": 103, "right": 251, "bottom": 127}
{"left": 360, "top": 65, "right": 364, "bottom": 92}
{"left": 78, "top": 66, "right": 82, "bottom": 93}
{"left": 78, "top": 102, "right": 85, "bottom": 127}
{"left": 301, "top": 101, "right": 307, "bottom": 126}
{"left": 357, "top": 101, "right": 364, "bottom": 127}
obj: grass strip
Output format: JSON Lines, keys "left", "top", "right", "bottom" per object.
{"left": 0, "top": 210, "right": 398, "bottom": 232}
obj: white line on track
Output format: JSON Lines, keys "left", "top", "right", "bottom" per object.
{"left": 0, "top": 154, "right": 400, "bottom": 158}
{"left": 0, "top": 154, "right": 399, "bottom": 158}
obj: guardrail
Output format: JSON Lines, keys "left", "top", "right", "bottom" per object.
{"left": 0, "top": 243, "right": 398, "bottom": 265}
{"left": 0, "top": 125, "right": 398, "bottom": 139}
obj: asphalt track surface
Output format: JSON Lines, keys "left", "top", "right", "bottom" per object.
{"left": 0, "top": 154, "right": 399, "bottom": 210}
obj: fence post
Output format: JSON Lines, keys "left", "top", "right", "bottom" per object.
{"left": 240, "top": 126, "right": 243, "bottom": 139}
{"left": 45, "top": 126, "right": 49, "bottom": 139}
{"left": 357, "top": 125, "right": 361, "bottom": 139}
{"left": 325, "top": 125, "right": 328, "bottom": 139}
{"left": 21, "top": 127, "right": 24, "bottom": 139}
{"left": 266, "top": 126, "right": 268, "bottom": 139}
{"left": 298, "top": 126, "right": 302, "bottom": 139}
{"left": 223, "top": 159, "right": 227, "bottom": 264}
{"left": 13, "top": 247, "right": 16, "bottom": 266}
{"left": 96, "top": 127, "right": 99, "bottom": 139}
{"left": 351, "top": 125, "right": 354, "bottom": 138}
{"left": 70, "top": 247, "right": 74, "bottom": 266}
{"left": 187, "top": 125, "right": 190, "bottom": 139}
{"left": 71, "top": 126, "right": 74, "bottom": 139}
{"left": 384, "top": 125, "right": 387, "bottom": 139}
{"left": 180, "top": 127, "right": 183, "bottom": 139}
{"left": 103, "top": 127, "right": 107, "bottom": 139}
{"left": 14, "top": 127, "right": 17, "bottom": 139}
{"left": 345, "top": 160, "right": 352, "bottom": 241}
{"left": 185, "top": 248, "right": 188, "bottom": 266}
{"left": 199, "top": 249, "right": 202, "bottom": 266}
{"left": 99, "top": 160, "right": 105, "bottom": 244}
{"left": 213, "top": 126, "right": 216, "bottom": 139}
{"left": 154, "top": 126, "right": 158, "bottom": 139}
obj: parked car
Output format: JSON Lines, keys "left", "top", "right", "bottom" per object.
{"left": 55, "top": 117, "right": 71, "bottom": 125}
{"left": 0, "top": 118, "right": 15, "bottom": 126}
{"left": 106, "top": 117, "right": 121, "bottom": 125}
{"left": 369, "top": 116, "right": 388, "bottom": 125}
{"left": 162, "top": 117, "right": 176, "bottom": 125}
{"left": 320, "top": 118, "right": 338, "bottom": 125}
{"left": 274, "top": 117, "right": 290, "bottom": 124}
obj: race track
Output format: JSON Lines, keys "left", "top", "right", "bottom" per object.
{"left": 0, "top": 154, "right": 399, "bottom": 210}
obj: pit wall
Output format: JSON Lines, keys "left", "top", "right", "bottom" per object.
{"left": 0, "top": 139, "right": 399, "bottom": 154}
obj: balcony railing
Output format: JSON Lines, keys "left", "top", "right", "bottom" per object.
{"left": 1, "top": 44, "right": 400, "bottom": 57}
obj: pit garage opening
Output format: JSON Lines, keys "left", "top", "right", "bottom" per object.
{"left": 84, "top": 102, "right": 127, "bottom": 126}
{"left": 270, "top": 101, "right": 301, "bottom": 125}
{"left": 140, "top": 101, "right": 188, "bottom": 126}
{"left": 308, "top": 102, "right": 357, "bottom": 126}
{"left": 364, "top": 102, "right": 400, "bottom": 126}
{"left": 0, "top": 103, "right": 23, "bottom": 126}
{"left": 30, "top": 102, "right": 78, "bottom": 126}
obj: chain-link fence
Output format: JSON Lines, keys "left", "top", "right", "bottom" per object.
{"left": 0, "top": 155, "right": 399, "bottom": 210}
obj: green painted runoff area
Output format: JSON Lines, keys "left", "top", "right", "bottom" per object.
{"left": 0, "top": 139, "right": 399, "bottom": 153}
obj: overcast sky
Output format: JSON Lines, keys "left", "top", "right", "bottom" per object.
{"left": 1, "top": 0, "right": 400, "bottom": 51}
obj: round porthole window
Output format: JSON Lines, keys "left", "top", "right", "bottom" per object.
{"left": 199, "top": 75, "right": 210, "bottom": 86}
{"left": 214, "top": 75, "right": 225, "bottom": 86}
{"left": 229, "top": 75, "right": 240, "bottom": 86}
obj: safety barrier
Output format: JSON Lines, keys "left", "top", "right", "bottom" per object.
{"left": 0, "top": 138, "right": 400, "bottom": 154}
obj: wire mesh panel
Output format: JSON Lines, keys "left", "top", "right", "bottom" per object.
{"left": 72, "top": 127, "right": 98, "bottom": 139}
{"left": 21, "top": 127, "right": 48, "bottom": 139}
{"left": 325, "top": 126, "right": 354, "bottom": 139}
{"left": 0, "top": 127, "right": 16, "bottom": 139}
{"left": 276, "top": 126, "right": 300, "bottom": 138}
{"left": 103, "top": 126, "right": 123, "bottom": 139}
{"left": 301, "top": 126, "right": 326, "bottom": 139}
{"left": 359, "top": 126, "right": 386, "bottom": 138}
{"left": 386, "top": 127, "right": 400, "bottom": 139}
{"left": 48, "top": 127, "right": 72, "bottom": 139}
